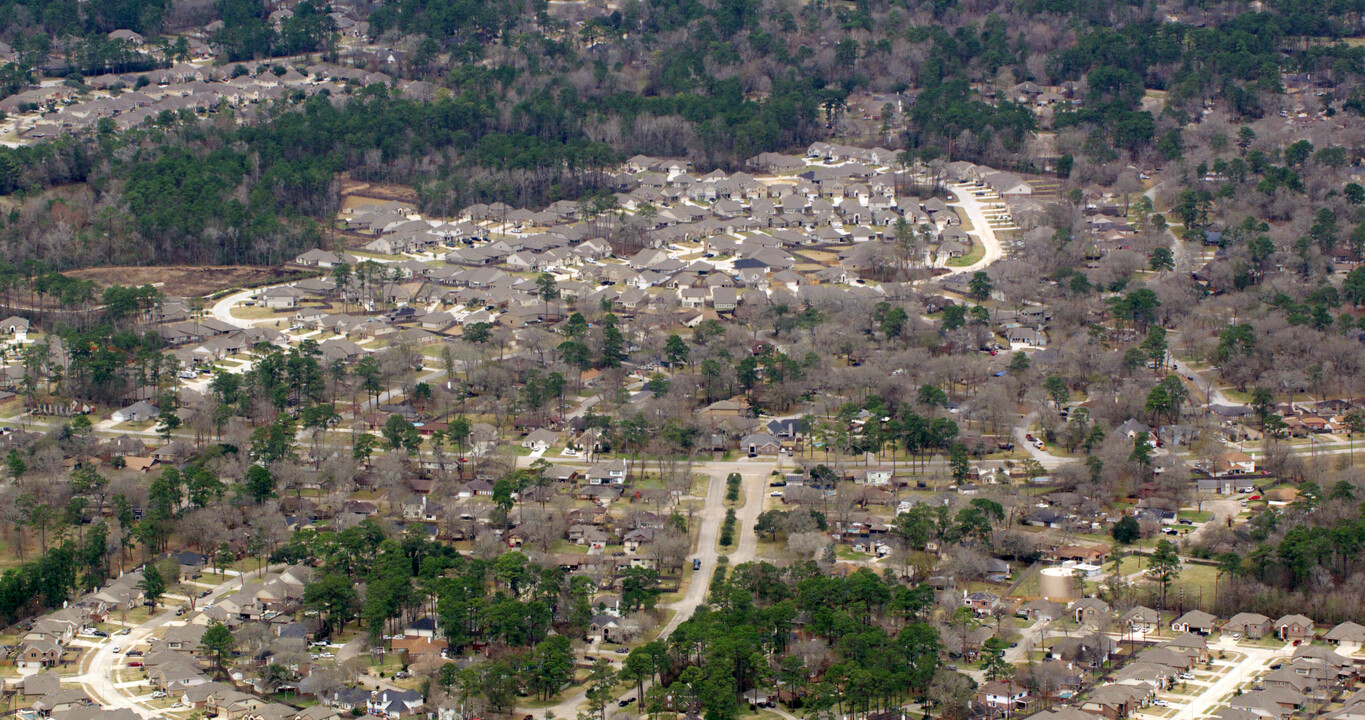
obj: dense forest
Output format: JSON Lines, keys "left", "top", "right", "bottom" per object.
{"left": 2, "top": 0, "right": 1365, "bottom": 268}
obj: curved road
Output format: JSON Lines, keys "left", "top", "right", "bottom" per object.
{"left": 941, "top": 184, "right": 1007, "bottom": 276}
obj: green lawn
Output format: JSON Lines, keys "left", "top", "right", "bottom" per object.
{"left": 946, "top": 238, "right": 986, "bottom": 267}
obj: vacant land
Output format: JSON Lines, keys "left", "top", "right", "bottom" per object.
{"left": 66, "top": 266, "right": 315, "bottom": 297}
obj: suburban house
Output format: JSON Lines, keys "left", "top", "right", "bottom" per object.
{"left": 1276, "top": 614, "right": 1315, "bottom": 642}
{"left": 1325, "top": 621, "right": 1365, "bottom": 646}
{"left": 1171, "top": 610, "right": 1219, "bottom": 635}
{"left": 1214, "top": 451, "right": 1256, "bottom": 476}
{"left": 1120, "top": 606, "right": 1159, "bottom": 633}
{"left": 740, "top": 432, "right": 782, "bottom": 455}
{"left": 1070, "top": 598, "right": 1110, "bottom": 626}
{"left": 16, "top": 640, "right": 63, "bottom": 668}
{"left": 112, "top": 400, "right": 158, "bottom": 423}
{"left": 1223, "top": 613, "right": 1273, "bottom": 639}
{"left": 977, "top": 681, "right": 1031, "bottom": 718}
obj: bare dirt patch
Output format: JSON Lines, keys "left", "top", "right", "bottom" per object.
{"left": 338, "top": 175, "right": 420, "bottom": 206}
{"left": 65, "top": 265, "right": 315, "bottom": 298}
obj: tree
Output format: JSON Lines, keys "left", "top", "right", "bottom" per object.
{"left": 304, "top": 573, "right": 358, "bottom": 637}
{"left": 353, "top": 433, "right": 376, "bottom": 464}
{"left": 664, "top": 334, "right": 689, "bottom": 367}
{"left": 381, "top": 413, "right": 421, "bottom": 452}
{"left": 1345, "top": 266, "right": 1365, "bottom": 306}
{"left": 244, "top": 464, "right": 275, "bottom": 503}
{"left": 1146, "top": 539, "right": 1181, "bottom": 608}
{"left": 980, "top": 636, "right": 1011, "bottom": 680}
{"left": 1008, "top": 351, "right": 1030, "bottom": 374}
{"left": 1111, "top": 516, "right": 1140, "bottom": 544}
{"left": 1043, "top": 375, "right": 1069, "bottom": 405}
{"left": 526, "top": 635, "right": 574, "bottom": 701}
{"left": 1149, "top": 247, "right": 1175, "bottom": 271}
{"left": 201, "top": 621, "right": 235, "bottom": 678}
{"left": 941, "top": 305, "right": 966, "bottom": 331}
{"left": 141, "top": 563, "right": 165, "bottom": 608}
{"left": 969, "top": 271, "right": 993, "bottom": 301}
{"left": 585, "top": 658, "right": 616, "bottom": 720}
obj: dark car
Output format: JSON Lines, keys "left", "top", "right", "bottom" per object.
{"left": 619, "top": 698, "right": 636, "bottom": 708}
{"left": 693, "top": 558, "right": 701, "bottom": 571}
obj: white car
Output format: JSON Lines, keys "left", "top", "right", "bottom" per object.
{"left": 111, "top": 646, "right": 123, "bottom": 654}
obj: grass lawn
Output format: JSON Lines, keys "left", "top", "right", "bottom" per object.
{"left": 229, "top": 305, "right": 284, "bottom": 320}
{"left": 946, "top": 238, "right": 986, "bottom": 267}
{"left": 1174, "top": 563, "right": 1219, "bottom": 602}
{"left": 1178, "top": 510, "right": 1212, "bottom": 523}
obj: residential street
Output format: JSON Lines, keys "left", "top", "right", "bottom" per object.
{"left": 72, "top": 567, "right": 277, "bottom": 718}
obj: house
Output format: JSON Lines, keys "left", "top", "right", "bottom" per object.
{"left": 0, "top": 316, "right": 29, "bottom": 341}
{"left": 1051, "top": 545, "right": 1108, "bottom": 564}
{"left": 964, "top": 591, "right": 1000, "bottom": 614}
{"left": 1276, "top": 614, "right": 1315, "bottom": 642}
{"left": 19, "top": 671, "right": 61, "bottom": 697}
{"left": 589, "top": 615, "right": 620, "bottom": 643}
{"left": 1120, "top": 606, "right": 1159, "bottom": 633}
{"left": 1223, "top": 613, "right": 1273, "bottom": 639}
{"left": 1325, "top": 621, "right": 1365, "bottom": 647}
{"left": 1082, "top": 684, "right": 1149, "bottom": 719}
{"left": 1215, "top": 451, "right": 1256, "bottom": 476}
{"left": 1171, "top": 610, "right": 1219, "bottom": 635}
{"left": 521, "top": 429, "right": 558, "bottom": 452}
{"left": 262, "top": 286, "right": 305, "bottom": 309}
{"left": 586, "top": 459, "right": 628, "bottom": 485}
{"left": 623, "top": 528, "right": 657, "bottom": 553}
{"left": 1019, "top": 600, "right": 1063, "bottom": 622}
{"left": 370, "top": 688, "right": 424, "bottom": 718}
{"left": 740, "top": 432, "right": 781, "bottom": 456}
{"left": 1166, "top": 632, "right": 1209, "bottom": 661}
{"left": 1070, "top": 598, "right": 1110, "bottom": 626}
{"left": 977, "top": 681, "right": 1031, "bottom": 718}
{"left": 17, "top": 639, "right": 63, "bottom": 668}
{"left": 112, "top": 400, "right": 158, "bottom": 423}
{"left": 325, "top": 688, "right": 373, "bottom": 711}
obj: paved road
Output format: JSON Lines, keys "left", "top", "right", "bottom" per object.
{"left": 1169, "top": 356, "right": 1240, "bottom": 409}
{"left": 1012, "top": 412, "right": 1072, "bottom": 470}
{"left": 209, "top": 289, "right": 258, "bottom": 330}
{"left": 942, "top": 184, "right": 1007, "bottom": 276}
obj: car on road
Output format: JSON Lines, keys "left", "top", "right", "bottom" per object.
{"left": 111, "top": 646, "right": 122, "bottom": 654}
{"left": 693, "top": 558, "right": 701, "bottom": 571}
{"left": 618, "top": 698, "right": 636, "bottom": 707}
{"left": 199, "top": 590, "right": 211, "bottom": 598}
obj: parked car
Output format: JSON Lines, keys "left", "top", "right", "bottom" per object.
{"left": 693, "top": 558, "right": 701, "bottom": 571}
